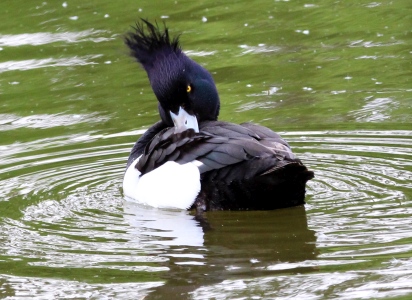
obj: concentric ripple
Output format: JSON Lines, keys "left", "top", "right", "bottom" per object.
{"left": 1, "top": 130, "right": 412, "bottom": 299}
{"left": 292, "top": 130, "right": 412, "bottom": 207}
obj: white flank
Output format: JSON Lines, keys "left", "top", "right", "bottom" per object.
{"left": 123, "top": 156, "right": 142, "bottom": 199}
{"left": 123, "top": 158, "right": 201, "bottom": 210}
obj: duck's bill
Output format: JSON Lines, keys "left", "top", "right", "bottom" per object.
{"left": 170, "top": 106, "right": 199, "bottom": 133}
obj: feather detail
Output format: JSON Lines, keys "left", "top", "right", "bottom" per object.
{"left": 124, "top": 19, "right": 181, "bottom": 71}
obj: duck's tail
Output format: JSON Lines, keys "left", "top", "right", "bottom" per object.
{"left": 196, "top": 160, "right": 314, "bottom": 211}
{"left": 248, "top": 161, "right": 314, "bottom": 209}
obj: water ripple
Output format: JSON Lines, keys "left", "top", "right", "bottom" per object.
{"left": 0, "top": 55, "right": 103, "bottom": 73}
{"left": 0, "top": 130, "right": 411, "bottom": 298}
{"left": 0, "top": 30, "right": 113, "bottom": 47}
{"left": 350, "top": 97, "right": 398, "bottom": 122}
{"left": 0, "top": 113, "right": 109, "bottom": 130}
{"left": 239, "top": 44, "right": 281, "bottom": 55}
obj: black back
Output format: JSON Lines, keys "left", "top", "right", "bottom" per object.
{"left": 131, "top": 122, "right": 314, "bottom": 211}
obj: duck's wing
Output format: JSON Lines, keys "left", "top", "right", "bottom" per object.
{"left": 194, "top": 123, "right": 314, "bottom": 210}
{"left": 126, "top": 120, "right": 167, "bottom": 169}
{"left": 239, "top": 122, "right": 296, "bottom": 159}
{"left": 135, "top": 127, "right": 297, "bottom": 183}
{"left": 200, "top": 120, "right": 260, "bottom": 139}
{"left": 136, "top": 128, "right": 214, "bottom": 175}
{"left": 239, "top": 122, "right": 290, "bottom": 146}
{"left": 200, "top": 121, "right": 296, "bottom": 160}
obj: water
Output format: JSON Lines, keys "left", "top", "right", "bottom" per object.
{"left": 1, "top": 0, "right": 411, "bottom": 299}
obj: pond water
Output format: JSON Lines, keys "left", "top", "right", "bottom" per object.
{"left": 1, "top": 0, "right": 411, "bottom": 299}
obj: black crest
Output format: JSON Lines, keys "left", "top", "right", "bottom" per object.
{"left": 124, "top": 19, "right": 182, "bottom": 71}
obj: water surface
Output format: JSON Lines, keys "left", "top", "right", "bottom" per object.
{"left": 1, "top": 0, "right": 411, "bottom": 299}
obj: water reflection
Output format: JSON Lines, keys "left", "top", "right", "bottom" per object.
{"left": 348, "top": 39, "right": 403, "bottom": 48}
{"left": 0, "top": 129, "right": 411, "bottom": 298}
{"left": 238, "top": 44, "right": 281, "bottom": 55}
{"left": 0, "top": 30, "right": 112, "bottom": 47}
{"left": 124, "top": 202, "right": 204, "bottom": 247}
{"left": 0, "top": 55, "right": 102, "bottom": 73}
{"left": 0, "top": 274, "right": 162, "bottom": 299}
{"left": 0, "top": 113, "right": 108, "bottom": 130}
{"left": 123, "top": 203, "right": 317, "bottom": 299}
{"left": 350, "top": 96, "right": 397, "bottom": 122}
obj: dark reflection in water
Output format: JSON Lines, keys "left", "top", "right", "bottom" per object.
{"left": 124, "top": 203, "right": 317, "bottom": 299}
{"left": 0, "top": 130, "right": 411, "bottom": 298}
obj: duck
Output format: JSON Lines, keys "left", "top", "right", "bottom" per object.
{"left": 122, "top": 19, "right": 314, "bottom": 211}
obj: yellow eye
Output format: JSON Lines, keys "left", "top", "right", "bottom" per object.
{"left": 187, "top": 85, "right": 192, "bottom": 93}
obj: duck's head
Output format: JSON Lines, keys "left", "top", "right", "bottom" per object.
{"left": 125, "top": 19, "right": 220, "bottom": 132}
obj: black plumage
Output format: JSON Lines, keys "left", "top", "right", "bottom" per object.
{"left": 124, "top": 20, "right": 314, "bottom": 211}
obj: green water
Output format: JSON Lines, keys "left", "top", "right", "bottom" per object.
{"left": 1, "top": 0, "right": 411, "bottom": 299}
